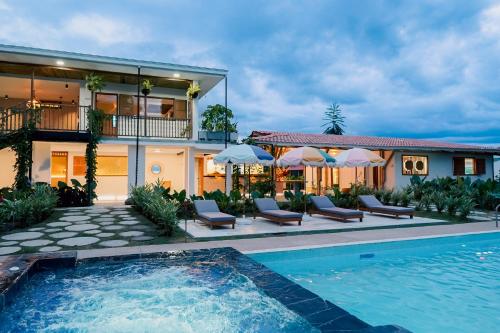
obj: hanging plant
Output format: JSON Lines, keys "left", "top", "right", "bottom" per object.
{"left": 85, "top": 73, "right": 105, "bottom": 93}
{"left": 186, "top": 82, "right": 201, "bottom": 100}
{"left": 142, "top": 79, "right": 154, "bottom": 96}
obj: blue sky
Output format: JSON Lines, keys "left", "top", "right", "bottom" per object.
{"left": 0, "top": 0, "right": 499, "bottom": 145}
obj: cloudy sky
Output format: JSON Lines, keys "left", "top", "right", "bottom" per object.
{"left": 0, "top": 0, "right": 499, "bottom": 145}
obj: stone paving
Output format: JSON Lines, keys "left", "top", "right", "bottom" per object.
{"left": 0, "top": 206, "right": 160, "bottom": 256}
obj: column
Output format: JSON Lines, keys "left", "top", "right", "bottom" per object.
{"left": 185, "top": 147, "right": 195, "bottom": 196}
{"left": 128, "top": 144, "right": 145, "bottom": 193}
{"left": 190, "top": 80, "right": 200, "bottom": 140}
{"left": 225, "top": 165, "right": 233, "bottom": 194}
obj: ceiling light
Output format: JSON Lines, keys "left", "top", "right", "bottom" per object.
{"left": 173, "top": 73, "right": 180, "bottom": 78}
{"left": 65, "top": 83, "right": 69, "bottom": 89}
{"left": 56, "top": 60, "right": 65, "bottom": 66}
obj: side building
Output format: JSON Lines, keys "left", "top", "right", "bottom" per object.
{"left": 0, "top": 44, "right": 232, "bottom": 201}
{"left": 251, "top": 131, "right": 500, "bottom": 193}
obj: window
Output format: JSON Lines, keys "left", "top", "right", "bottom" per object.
{"left": 453, "top": 157, "right": 486, "bottom": 176}
{"left": 95, "top": 93, "right": 118, "bottom": 115}
{"left": 96, "top": 156, "right": 128, "bottom": 176}
{"left": 73, "top": 156, "right": 86, "bottom": 176}
{"left": 117, "top": 94, "right": 185, "bottom": 118}
{"left": 402, "top": 155, "right": 428, "bottom": 175}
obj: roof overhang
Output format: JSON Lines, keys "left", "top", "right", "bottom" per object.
{"left": 251, "top": 131, "right": 500, "bottom": 155}
{"left": 0, "top": 44, "right": 227, "bottom": 97}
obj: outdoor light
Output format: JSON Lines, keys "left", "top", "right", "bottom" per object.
{"left": 173, "top": 73, "right": 180, "bottom": 78}
{"left": 65, "top": 83, "right": 69, "bottom": 89}
{"left": 56, "top": 60, "right": 65, "bottom": 66}
{"left": 4, "top": 94, "right": 8, "bottom": 100}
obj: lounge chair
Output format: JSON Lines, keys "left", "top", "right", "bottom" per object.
{"left": 310, "top": 196, "right": 363, "bottom": 222}
{"left": 253, "top": 198, "right": 303, "bottom": 226}
{"left": 193, "top": 200, "right": 236, "bottom": 229}
{"left": 358, "top": 195, "right": 414, "bottom": 219}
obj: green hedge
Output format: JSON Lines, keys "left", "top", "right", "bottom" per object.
{"left": 130, "top": 184, "right": 179, "bottom": 236}
{"left": 0, "top": 183, "right": 58, "bottom": 228}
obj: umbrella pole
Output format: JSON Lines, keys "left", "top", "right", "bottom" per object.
{"left": 304, "top": 166, "right": 307, "bottom": 214}
{"left": 243, "top": 163, "right": 246, "bottom": 219}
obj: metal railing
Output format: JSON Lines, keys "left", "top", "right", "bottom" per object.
{"left": 0, "top": 106, "right": 192, "bottom": 139}
{"left": 102, "top": 115, "right": 191, "bottom": 139}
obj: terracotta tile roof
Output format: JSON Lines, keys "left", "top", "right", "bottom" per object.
{"left": 250, "top": 130, "right": 500, "bottom": 154}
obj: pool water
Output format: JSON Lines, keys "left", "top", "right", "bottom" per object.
{"left": 0, "top": 257, "right": 317, "bottom": 333}
{"left": 251, "top": 232, "right": 500, "bottom": 333}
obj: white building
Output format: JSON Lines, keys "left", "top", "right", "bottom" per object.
{"left": 0, "top": 44, "right": 232, "bottom": 201}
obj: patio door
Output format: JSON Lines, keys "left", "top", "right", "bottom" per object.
{"left": 96, "top": 93, "right": 118, "bottom": 136}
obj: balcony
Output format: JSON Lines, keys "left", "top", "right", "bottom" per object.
{"left": 0, "top": 106, "right": 192, "bottom": 140}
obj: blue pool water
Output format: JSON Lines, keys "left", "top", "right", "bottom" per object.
{"left": 0, "top": 257, "right": 317, "bottom": 333}
{"left": 251, "top": 232, "right": 500, "bottom": 333}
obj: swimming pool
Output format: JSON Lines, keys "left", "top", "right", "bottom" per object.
{"left": 251, "top": 232, "right": 500, "bottom": 333}
{"left": 0, "top": 249, "right": 318, "bottom": 333}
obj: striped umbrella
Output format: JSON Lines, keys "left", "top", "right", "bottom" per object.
{"left": 334, "top": 148, "right": 385, "bottom": 167}
{"left": 276, "top": 146, "right": 336, "bottom": 167}
{"left": 214, "top": 144, "right": 275, "bottom": 166}
{"left": 277, "top": 147, "right": 336, "bottom": 213}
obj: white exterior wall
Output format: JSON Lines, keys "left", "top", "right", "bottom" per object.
{"left": 0, "top": 149, "right": 16, "bottom": 188}
{"left": 387, "top": 151, "right": 495, "bottom": 189}
{"left": 32, "top": 142, "right": 51, "bottom": 184}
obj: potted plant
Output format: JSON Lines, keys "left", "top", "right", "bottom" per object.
{"left": 85, "top": 73, "right": 105, "bottom": 93}
{"left": 142, "top": 79, "right": 154, "bottom": 96}
{"left": 187, "top": 82, "right": 201, "bottom": 99}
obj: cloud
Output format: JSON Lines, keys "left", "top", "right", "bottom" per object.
{"left": 0, "top": 0, "right": 10, "bottom": 11}
{"left": 65, "top": 14, "right": 147, "bottom": 46}
{"left": 480, "top": 3, "right": 500, "bottom": 37}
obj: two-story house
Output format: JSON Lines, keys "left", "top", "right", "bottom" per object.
{"left": 0, "top": 44, "right": 231, "bottom": 201}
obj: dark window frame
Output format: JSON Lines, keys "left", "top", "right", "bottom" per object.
{"left": 401, "top": 154, "right": 429, "bottom": 176}
{"left": 453, "top": 157, "right": 486, "bottom": 176}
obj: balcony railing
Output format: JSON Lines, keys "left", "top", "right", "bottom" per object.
{"left": 0, "top": 106, "right": 192, "bottom": 139}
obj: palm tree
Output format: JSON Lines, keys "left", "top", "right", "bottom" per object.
{"left": 322, "top": 103, "right": 345, "bottom": 135}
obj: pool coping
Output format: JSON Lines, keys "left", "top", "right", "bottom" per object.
{"left": 0, "top": 247, "right": 411, "bottom": 333}
{"left": 242, "top": 230, "right": 500, "bottom": 254}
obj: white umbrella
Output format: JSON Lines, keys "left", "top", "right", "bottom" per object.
{"left": 334, "top": 148, "right": 385, "bottom": 184}
{"left": 214, "top": 144, "right": 275, "bottom": 218}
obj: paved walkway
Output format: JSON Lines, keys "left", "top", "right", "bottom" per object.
{"left": 78, "top": 221, "right": 499, "bottom": 259}
{"left": 187, "top": 213, "right": 443, "bottom": 238}
{"left": 0, "top": 206, "right": 160, "bottom": 255}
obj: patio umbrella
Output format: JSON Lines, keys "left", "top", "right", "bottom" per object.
{"left": 214, "top": 144, "right": 275, "bottom": 218}
{"left": 334, "top": 148, "right": 385, "bottom": 184}
{"left": 277, "top": 146, "right": 336, "bottom": 212}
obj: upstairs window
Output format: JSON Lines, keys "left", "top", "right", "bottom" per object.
{"left": 453, "top": 157, "right": 486, "bottom": 176}
{"left": 402, "top": 155, "right": 428, "bottom": 175}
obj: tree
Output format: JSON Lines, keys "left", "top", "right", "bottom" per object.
{"left": 322, "top": 103, "right": 345, "bottom": 135}
{"left": 201, "top": 104, "right": 237, "bottom": 133}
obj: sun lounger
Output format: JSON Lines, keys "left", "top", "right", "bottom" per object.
{"left": 193, "top": 200, "right": 236, "bottom": 229}
{"left": 254, "top": 198, "right": 303, "bottom": 226}
{"left": 358, "top": 195, "right": 414, "bottom": 219}
{"left": 310, "top": 196, "right": 363, "bottom": 222}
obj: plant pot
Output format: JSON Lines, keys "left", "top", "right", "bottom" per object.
{"left": 142, "top": 88, "right": 151, "bottom": 96}
{"left": 191, "top": 91, "right": 199, "bottom": 99}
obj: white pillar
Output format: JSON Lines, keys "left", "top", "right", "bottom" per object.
{"left": 225, "top": 165, "right": 233, "bottom": 194}
{"left": 191, "top": 81, "right": 200, "bottom": 141}
{"left": 185, "top": 147, "right": 195, "bottom": 196}
{"left": 128, "top": 145, "right": 145, "bottom": 194}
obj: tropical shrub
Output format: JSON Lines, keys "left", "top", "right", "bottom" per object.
{"left": 284, "top": 190, "right": 310, "bottom": 212}
{"left": 130, "top": 184, "right": 179, "bottom": 236}
{"left": 55, "top": 179, "right": 89, "bottom": 207}
{"left": 0, "top": 184, "right": 57, "bottom": 228}
{"left": 400, "top": 191, "right": 412, "bottom": 207}
{"left": 391, "top": 190, "right": 402, "bottom": 206}
{"left": 445, "top": 196, "right": 460, "bottom": 216}
{"left": 457, "top": 196, "right": 475, "bottom": 219}
{"left": 432, "top": 192, "right": 447, "bottom": 213}
{"left": 381, "top": 189, "right": 393, "bottom": 205}
{"left": 420, "top": 194, "right": 433, "bottom": 212}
